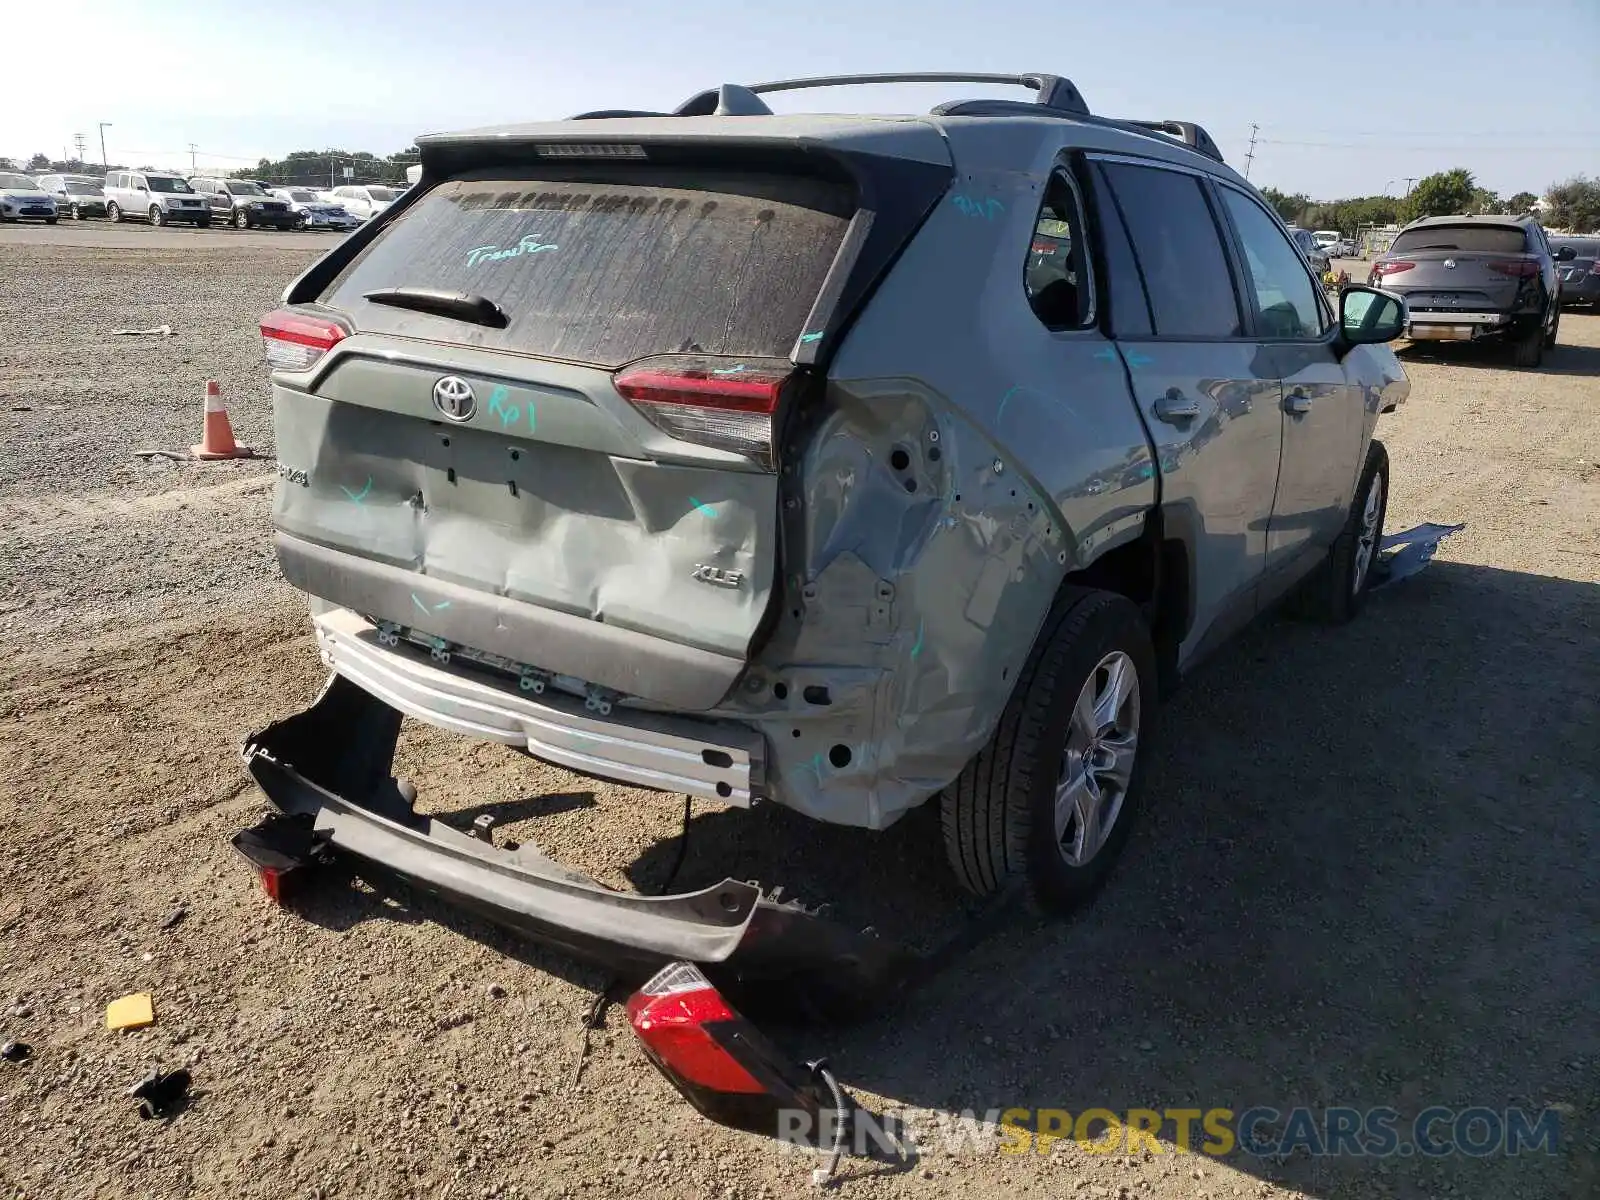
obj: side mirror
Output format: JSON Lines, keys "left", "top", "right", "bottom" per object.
{"left": 1555, "top": 246, "right": 1576, "bottom": 262}
{"left": 1340, "top": 285, "right": 1407, "bottom": 346}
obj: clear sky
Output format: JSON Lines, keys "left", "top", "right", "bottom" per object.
{"left": 6, "top": 0, "right": 1597, "bottom": 200}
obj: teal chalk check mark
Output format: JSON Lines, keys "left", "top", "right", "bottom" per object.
{"left": 1094, "top": 348, "right": 1119, "bottom": 363}
{"left": 910, "top": 619, "right": 924, "bottom": 659}
{"left": 688, "top": 497, "right": 718, "bottom": 518}
{"left": 799, "top": 331, "right": 823, "bottom": 344}
{"left": 1125, "top": 351, "right": 1154, "bottom": 369}
{"left": 711, "top": 364, "right": 748, "bottom": 376}
{"left": 998, "top": 386, "right": 1020, "bottom": 419}
{"left": 411, "top": 593, "right": 429, "bottom": 616}
{"left": 487, "top": 385, "right": 526, "bottom": 430}
{"left": 340, "top": 477, "right": 372, "bottom": 505}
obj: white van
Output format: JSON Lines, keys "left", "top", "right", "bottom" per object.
{"left": 102, "top": 170, "right": 212, "bottom": 227}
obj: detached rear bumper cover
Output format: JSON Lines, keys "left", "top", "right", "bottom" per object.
{"left": 241, "top": 673, "right": 912, "bottom": 1016}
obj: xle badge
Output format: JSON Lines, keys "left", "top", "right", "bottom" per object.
{"left": 692, "top": 564, "right": 744, "bottom": 589}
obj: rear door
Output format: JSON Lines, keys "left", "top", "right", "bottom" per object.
{"left": 1379, "top": 222, "right": 1536, "bottom": 313}
{"left": 270, "top": 162, "right": 862, "bottom": 703}
{"left": 1091, "top": 157, "right": 1284, "bottom": 666}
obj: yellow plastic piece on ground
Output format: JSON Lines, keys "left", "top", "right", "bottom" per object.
{"left": 105, "top": 992, "right": 155, "bottom": 1030}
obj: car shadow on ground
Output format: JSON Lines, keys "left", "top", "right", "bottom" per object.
{"left": 287, "top": 560, "right": 1599, "bottom": 1198}
{"left": 1399, "top": 323, "right": 1600, "bottom": 377}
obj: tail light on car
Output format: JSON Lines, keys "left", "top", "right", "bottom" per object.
{"left": 1487, "top": 260, "right": 1540, "bottom": 277}
{"left": 626, "top": 961, "right": 833, "bottom": 1139}
{"left": 1372, "top": 260, "right": 1415, "bottom": 278}
{"left": 260, "top": 308, "right": 348, "bottom": 371}
{"left": 614, "top": 356, "right": 792, "bottom": 470}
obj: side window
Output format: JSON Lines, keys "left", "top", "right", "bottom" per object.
{"left": 1085, "top": 165, "right": 1153, "bottom": 337}
{"left": 1218, "top": 188, "right": 1329, "bottom": 339}
{"left": 1024, "top": 170, "right": 1093, "bottom": 329}
{"left": 133, "top": 175, "right": 147, "bottom": 191}
{"left": 1099, "top": 162, "right": 1241, "bottom": 338}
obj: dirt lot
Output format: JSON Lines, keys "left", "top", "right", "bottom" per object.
{"left": 1, "top": 232, "right": 1596, "bottom": 1200}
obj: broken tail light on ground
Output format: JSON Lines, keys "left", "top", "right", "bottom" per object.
{"left": 613, "top": 356, "right": 792, "bottom": 469}
{"left": 626, "top": 961, "right": 835, "bottom": 1139}
{"left": 260, "top": 309, "right": 348, "bottom": 371}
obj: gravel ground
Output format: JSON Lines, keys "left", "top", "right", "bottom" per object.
{"left": 1, "top": 232, "right": 1597, "bottom": 1200}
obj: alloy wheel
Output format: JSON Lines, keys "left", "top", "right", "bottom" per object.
{"left": 1054, "top": 650, "right": 1141, "bottom": 867}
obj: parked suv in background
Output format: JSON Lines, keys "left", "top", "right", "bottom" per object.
{"left": 1287, "top": 225, "right": 1332, "bottom": 277}
{"left": 1550, "top": 235, "right": 1600, "bottom": 308}
{"left": 247, "top": 70, "right": 1411, "bottom": 977}
{"left": 1371, "top": 214, "right": 1572, "bottom": 366}
{"left": 103, "top": 171, "right": 210, "bottom": 226}
{"left": 188, "top": 177, "right": 297, "bottom": 230}
{"left": 36, "top": 173, "right": 107, "bottom": 219}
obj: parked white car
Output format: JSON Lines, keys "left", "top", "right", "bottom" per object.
{"left": 103, "top": 170, "right": 211, "bottom": 227}
{"left": 270, "top": 188, "right": 362, "bottom": 232}
{"left": 0, "top": 172, "right": 58, "bottom": 224}
{"left": 326, "top": 184, "right": 398, "bottom": 220}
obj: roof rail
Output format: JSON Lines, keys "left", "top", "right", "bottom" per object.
{"left": 563, "top": 72, "right": 1223, "bottom": 164}
{"left": 672, "top": 72, "right": 1089, "bottom": 118}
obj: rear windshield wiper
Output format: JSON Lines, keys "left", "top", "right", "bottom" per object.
{"left": 363, "top": 288, "right": 509, "bottom": 329}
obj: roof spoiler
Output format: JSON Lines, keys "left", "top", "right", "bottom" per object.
{"left": 568, "top": 71, "right": 1223, "bottom": 163}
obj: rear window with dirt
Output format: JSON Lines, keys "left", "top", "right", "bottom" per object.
{"left": 321, "top": 168, "right": 852, "bottom": 368}
{"left": 1390, "top": 224, "right": 1530, "bottom": 255}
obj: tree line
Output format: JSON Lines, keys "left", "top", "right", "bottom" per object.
{"left": 1259, "top": 170, "right": 1600, "bottom": 235}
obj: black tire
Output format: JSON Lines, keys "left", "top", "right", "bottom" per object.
{"left": 941, "top": 588, "right": 1156, "bottom": 913}
{"left": 1510, "top": 321, "right": 1544, "bottom": 368}
{"left": 150, "top": 205, "right": 167, "bottom": 228}
{"left": 1290, "top": 439, "right": 1389, "bottom": 625}
{"left": 233, "top": 207, "right": 250, "bottom": 230}
{"left": 70, "top": 203, "right": 82, "bottom": 220}
{"left": 45, "top": 217, "right": 57, "bottom": 226}
{"left": 106, "top": 201, "right": 122, "bottom": 223}
{"left": 1545, "top": 308, "right": 1560, "bottom": 349}
{"left": 196, "top": 218, "right": 211, "bottom": 230}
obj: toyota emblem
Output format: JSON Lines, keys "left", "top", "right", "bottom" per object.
{"left": 432, "top": 375, "right": 476, "bottom": 421}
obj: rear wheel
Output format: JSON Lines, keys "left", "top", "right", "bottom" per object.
{"left": 1290, "top": 439, "right": 1389, "bottom": 624}
{"left": 1511, "top": 322, "right": 1544, "bottom": 368}
{"left": 941, "top": 588, "right": 1156, "bottom": 914}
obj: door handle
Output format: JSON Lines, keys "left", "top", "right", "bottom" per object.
{"left": 1284, "top": 390, "right": 1313, "bottom": 415}
{"left": 1153, "top": 389, "right": 1200, "bottom": 424}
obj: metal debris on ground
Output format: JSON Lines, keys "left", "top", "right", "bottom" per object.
{"left": 105, "top": 992, "right": 156, "bottom": 1031}
{"left": 110, "top": 325, "right": 174, "bottom": 337}
{"left": 1, "top": 1041, "right": 32, "bottom": 1063}
{"left": 1371, "top": 523, "right": 1467, "bottom": 590}
{"left": 129, "top": 1068, "right": 192, "bottom": 1119}
{"left": 159, "top": 906, "right": 187, "bottom": 931}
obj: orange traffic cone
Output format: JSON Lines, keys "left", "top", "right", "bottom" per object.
{"left": 190, "top": 380, "right": 252, "bottom": 460}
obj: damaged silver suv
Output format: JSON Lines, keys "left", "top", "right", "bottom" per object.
{"left": 246, "top": 71, "right": 1410, "bottom": 996}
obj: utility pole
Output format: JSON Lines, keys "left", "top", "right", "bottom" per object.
{"left": 98, "top": 122, "right": 112, "bottom": 170}
{"left": 74, "top": 133, "right": 88, "bottom": 165}
{"left": 1403, "top": 177, "right": 1417, "bottom": 195}
{"left": 1244, "top": 123, "right": 1259, "bottom": 181}
{"left": 188, "top": 143, "right": 198, "bottom": 173}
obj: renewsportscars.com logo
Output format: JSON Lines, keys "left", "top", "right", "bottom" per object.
{"left": 775, "top": 1105, "right": 1563, "bottom": 1160}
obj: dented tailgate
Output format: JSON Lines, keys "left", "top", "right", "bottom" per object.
{"left": 267, "top": 165, "right": 857, "bottom": 710}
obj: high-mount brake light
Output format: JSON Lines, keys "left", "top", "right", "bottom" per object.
{"left": 260, "top": 309, "right": 347, "bottom": 371}
{"left": 614, "top": 356, "right": 792, "bottom": 469}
